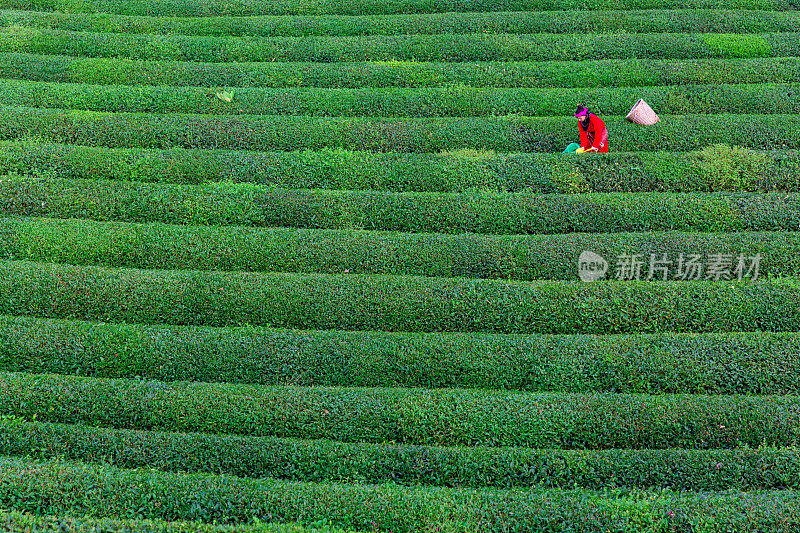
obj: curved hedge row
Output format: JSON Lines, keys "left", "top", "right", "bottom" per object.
{"left": 3, "top": 457, "right": 800, "bottom": 532}
{"left": 0, "top": 0, "right": 790, "bottom": 16}
{"left": 0, "top": 511, "right": 337, "bottom": 533}
{"left": 4, "top": 9, "right": 800, "bottom": 37}
{"left": 4, "top": 419, "right": 800, "bottom": 490}
{"left": 5, "top": 315, "right": 800, "bottom": 394}
{"left": 5, "top": 178, "right": 800, "bottom": 235}
{"left": 6, "top": 79, "right": 800, "bottom": 117}
{"left": 2, "top": 372, "right": 800, "bottom": 447}
{"left": 2, "top": 28, "right": 796, "bottom": 62}
{"left": 6, "top": 53, "right": 800, "bottom": 88}
{"left": 0, "top": 261, "right": 797, "bottom": 334}
{"left": 5, "top": 141, "right": 800, "bottom": 194}
{"left": 3, "top": 217, "right": 799, "bottom": 282}
{"left": 4, "top": 107, "right": 800, "bottom": 152}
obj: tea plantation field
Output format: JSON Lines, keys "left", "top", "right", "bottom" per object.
{"left": 0, "top": 0, "right": 799, "bottom": 531}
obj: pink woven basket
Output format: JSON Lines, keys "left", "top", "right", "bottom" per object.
{"left": 625, "top": 99, "right": 660, "bottom": 125}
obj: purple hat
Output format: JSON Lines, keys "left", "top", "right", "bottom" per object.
{"left": 574, "top": 105, "right": 589, "bottom": 118}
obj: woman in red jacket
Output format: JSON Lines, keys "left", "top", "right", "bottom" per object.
{"left": 564, "top": 105, "right": 608, "bottom": 153}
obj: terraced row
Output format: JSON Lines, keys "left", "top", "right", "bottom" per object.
{"left": 3, "top": 141, "right": 796, "bottom": 193}
{"left": 5, "top": 79, "right": 798, "bottom": 117}
{"left": 1, "top": 511, "right": 340, "bottom": 533}
{"left": 4, "top": 9, "right": 800, "bottom": 36}
{"left": 2, "top": 313, "right": 800, "bottom": 393}
{"left": 5, "top": 177, "right": 800, "bottom": 233}
{"left": 6, "top": 54, "right": 800, "bottom": 88}
{"left": 3, "top": 107, "right": 799, "bottom": 152}
{"left": 2, "top": 419, "right": 800, "bottom": 489}
{"left": 0, "top": 217, "right": 794, "bottom": 280}
{"left": 0, "top": 260, "right": 796, "bottom": 333}
{"left": 2, "top": 28, "right": 797, "bottom": 62}
{"left": 3, "top": 371, "right": 800, "bottom": 447}
{"left": 0, "top": 0, "right": 791, "bottom": 15}
{"left": 2, "top": 456, "right": 798, "bottom": 531}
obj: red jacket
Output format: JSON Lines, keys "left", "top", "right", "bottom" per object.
{"left": 579, "top": 114, "right": 609, "bottom": 153}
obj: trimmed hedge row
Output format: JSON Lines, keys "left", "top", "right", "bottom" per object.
{"left": 5, "top": 141, "right": 800, "bottom": 194}
{"left": 0, "top": 0, "right": 790, "bottom": 15}
{"left": 2, "top": 372, "right": 800, "bottom": 447}
{"left": 4, "top": 419, "right": 800, "bottom": 490}
{"left": 4, "top": 315, "right": 800, "bottom": 394}
{"left": 0, "top": 0, "right": 797, "bottom": 16}
{"left": 4, "top": 458, "right": 800, "bottom": 532}
{"left": 3, "top": 217, "right": 799, "bottom": 281}
{"left": 1, "top": 28, "right": 796, "bottom": 62}
{"left": 0, "top": 260, "right": 798, "bottom": 334}
{"left": 4, "top": 9, "right": 800, "bottom": 37}
{"left": 6, "top": 53, "right": 800, "bottom": 88}
{"left": 4, "top": 107, "right": 800, "bottom": 152}
{"left": 6, "top": 79, "right": 800, "bottom": 117}
{"left": 0, "top": 511, "right": 343, "bottom": 533}
{"left": 8, "top": 314, "right": 800, "bottom": 395}
{"left": 5, "top": 178, "right": 800, "bottom": 234}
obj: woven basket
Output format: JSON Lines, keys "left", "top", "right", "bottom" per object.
{"left": 625, "top": 99, "right": 660, "bottom": 125}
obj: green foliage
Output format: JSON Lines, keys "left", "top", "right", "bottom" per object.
{"left": 2, "top": 28, "right": 798, "bottom": 62}
{"left": 4, "top": 106, "right": 800, "bottom": 153}
{"left": 0, "top": 511, "right": 348, "bottom": 532}
{"left": 5, "top": 79, "right": 800, "bottom": 117}
{"left": 2, "top": 9, "right": 800, "bottom": 37}
{"left": 1, "top": 217, "right": 798, "bottom": 281}
{"left": 702, "top": 33, "right": 772, "bottom": 57}
{"left": 0, "top": 0, "right": 789, "bottom": 15}
{"left": 694, "top": 144, "right": 770, "bottom": 192}
{"left": 2, "top": 373, "right": 800, "bottom": 448}
{"left": 7, "top": 52, "right": 800, "bottom": 89}
{"left": 5, "top": 177, "right": 800, "bottom": 234}
{"left": 0, "top": 260, "right": 797, "bottom": 334}
{"left": 1, "top": 1, "right": 799, "bottom": 528}
{"left": 4, "top": 141, "right": 800, "bottom": 193}
{"left": 7, "top": 456, "right": 800, "bottom": 532}
{"left": 2, "top": 314, "right": 800, "bottom": 393}
{"left": 3, "top": 419, "right": 800, "bottom": 490}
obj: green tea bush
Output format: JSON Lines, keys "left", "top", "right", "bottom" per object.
{"left": 4, "top": 107, "right": 800, "bottom": 152}
{"left": 4, "top": 178, "right": 800, "bottom": 234}
{"left": 3, "top": 28, "right": 799, "bottom": 62}
{"left": 3, "top": 9, "right": 800, "bottom": 37}
{"left": 2, "top": 373, "right": 800, "bottom": 447}
{"left": 0, "top": 511, "right": 340, "bottom": 533}
{"left": 6, "top": 79, "right": 799, "bottom": 117}
{"left": 5, "top": 53, "right": 800, "bottom": 88}
{"left": 5, "top": 141, "right": 800, "bottom": 193}
{"left": 0, "top": 261, "right": 797, "bottom": 334}
{"left": 3, "top": 217, "right": 799, "bottom": 281}
{"left": 3, "top": 315, "right": 800, "bottom": 393}
{"left": 6, "top": 456, "right": 800, "bottom": 532}
{"left": 0, "top": 0, "right": 790, "bottom": 15}
{"left": 694, "top": 144, "right": 771, "bottom": 192}
{"left": 3, "top": 419, "right": 800, "bottom": 490}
